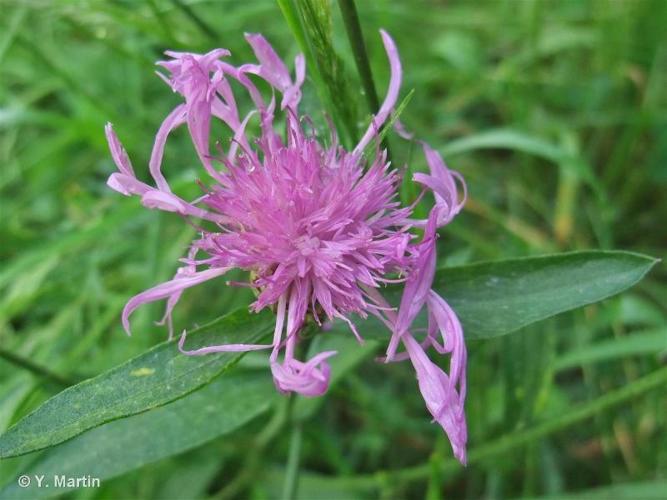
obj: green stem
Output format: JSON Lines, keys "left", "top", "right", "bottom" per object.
{"left": 280, "top": 332, "right": 317, "bottom": 499}
{"left": 339, "top": 0, "right": 392, "bottom": 158}
{"left": 217, "top": 396, "right": 291, "bottom": 499}
{"left": 0, "top": 348, "right": 78, "bottom": 388}
{"left": 338, "top": 0, "right": 380, "bottom": 114}
{"left": 217, "top": 332, "right": 314, "bottom": 499}
{"left": 282, "top": 407, "right": 303, "bottom": 500}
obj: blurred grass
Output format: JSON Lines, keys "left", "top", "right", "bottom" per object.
{"left": 0, "top": 0, "right": 666, "bottom": 498}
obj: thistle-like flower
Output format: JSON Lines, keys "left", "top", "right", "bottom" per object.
{"left": 106, "top": 31, "right": 468, "bottom": 463}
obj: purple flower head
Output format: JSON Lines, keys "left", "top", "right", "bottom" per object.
{"left": 105, "top": 30, "right": 468, "bottom": 463}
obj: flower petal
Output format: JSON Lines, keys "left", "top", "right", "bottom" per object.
{"left": 121, "top": 267, "right": 229, "bottom": 335}
{"left": 243, "top": 33, "right": 304, "bottom": 111}
{"left": 414, "top": 143, "right": 467, "bottom": 227}
{"left": 404, "top": 334, "right": 467, "bottom": 464}
{"left": 140, "top": 190, "right": 228, "bottom": 223}
{"left": 105, "top": 123, "right": 135, "bottom": 176}
{"left": 386, "top": 208, "right": 438, "bottom": 359}
{"left": 178, "top": 331, "right": 273, "bottom": 355}
{"left": 149, "top": 104, "right": 187, "bottom": 193}
{"left": 354, "top": 30, "right": 402, "bottom": 155}
{"left": 244, "top": 33, "right": 292, "bottom": 90}
{"left": 106, "top": 173, "right": 150, "bottom": 196}
{"left": 271, "top": 346, "right": 337, "bottom": 396}
{"left": 426, "top": 291, "right": 466, "bottom": 393}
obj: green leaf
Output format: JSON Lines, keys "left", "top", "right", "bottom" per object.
{"left": 377, "top": 89, "right": 414, "bottom": 145}
{"left": 0, "top": 309, "right": 274, "bottom": 458}
{"left": 0, "top": 251, "right": 656, "bottom": 460}
{"left": 0, "top": 376, "right": 33, "bottom": 434}
{"left": 554, "top": 328, "right": 667, "bottom": 371}
{"left": 0, "top": 372, "right": 278, "bottom": 499}
{"left": 437, "top": 250, "right": 658, "bottom": 340}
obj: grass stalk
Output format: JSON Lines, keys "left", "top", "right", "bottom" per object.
{"left": 169, "top": 0, "right": 218, "bottom": 41}
{"left": 278, "top": 0, "right": 358, "bottom": 147}
{"left": 328, "top": 365, "right": 667, "bottom": 489}
{"left": 0, "top": 348, "right": 78, "bottom": 388}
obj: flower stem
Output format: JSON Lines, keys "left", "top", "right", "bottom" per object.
{"left": 217, "top": 396, "right": 291, "bottom": 499}
{"left": 217, "top": 331, "right": 315, "bottom": 499}
{"left": 338, "top": 0, "right": 380, "bottom": 114}
{"left": 282, "top": 408, "right": 303, "bottom": 500}
{"left": 281, "top": 332, "right": 314, "bottom": 499}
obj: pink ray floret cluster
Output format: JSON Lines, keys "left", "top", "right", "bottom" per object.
{"left": 105, "top": 31, "right": 468, "bottom": 463}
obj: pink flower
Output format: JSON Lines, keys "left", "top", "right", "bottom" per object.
{"left": 105, "top": 30, "right": 468, "bottom": 463}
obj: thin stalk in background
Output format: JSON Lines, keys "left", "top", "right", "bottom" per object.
{"left": 217, "top": 332, "right": 315, "bottom": 499}
{"left": 0, "top": 348, "right": 78, "bottom": 388}
{"left": 322, "top": 364, "right": 667, "bottom": 490}
{"left": 169, "top": 0, "right": 218, "bottom": 41}
{"left": 16, "top": 34, "right": 116, "bottom": 118}
{"left": 147, "top": 0, "right": 179, "bottom": 47}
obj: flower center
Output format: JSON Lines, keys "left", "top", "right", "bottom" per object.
{"left": 294, "top": 235, "right": 320, "bottom": 256}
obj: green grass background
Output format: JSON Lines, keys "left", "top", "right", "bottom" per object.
{"left": 1, "top": 0, "right": 666, "bottom": 498}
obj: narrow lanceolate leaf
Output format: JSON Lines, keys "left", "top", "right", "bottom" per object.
{"left": 0, "top": 372, "right": 278, "bottom": 500}
{"left": 0, "top": 251, "right": 655, "bottom": 459}
{"left": 437, "top": 250, "right": 658, "bottom": 340}
{"left": 363, "top": 250, "right": 657, "bottom": 341}
{"left": 0, "top": 309, "right": 274, "bottom": 458}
